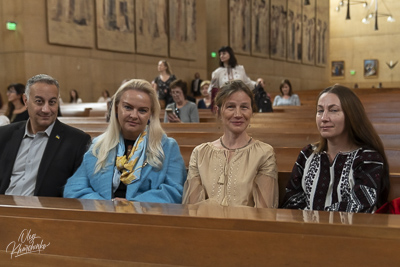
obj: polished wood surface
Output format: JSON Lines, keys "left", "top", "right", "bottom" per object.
{"left": 1, "top": 195, "right": 400, "bottom": 266}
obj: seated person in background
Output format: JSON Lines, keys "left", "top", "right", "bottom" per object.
{"left": 0, "top": 74, "right": 91, "bottom": 197}
{"left": 197, "top": 80, "right": 212, "bottom": 109}
{"left": 164, "top": 79, "right": 199, "bottom": 123}
{"left": 5, "top": 83, "right": 29, "bottom": 123}
{"left": 280, "top": 85, "right": 389, "bottom": 213}
{"left": 64, "top": 79, "right": 186, "bottom": 203}
{"left": 253, "top": 78, "right": 273, "bottom": 113}
{"left": 182, "top": 80, "right": 278, "bottom": 208}
{"left": 97, "top": 90, "right": 111, "bottom": 103}
{"left": 69, "top": 89, "right": 82, "bottom": 103}
{"left": 273, "top": 79, "right": 301, "bottom": 106}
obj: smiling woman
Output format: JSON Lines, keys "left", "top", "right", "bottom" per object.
{"left": 182, "top": 80, "right": 278, "bottom": 208}
{"left": 64, "top": 79, "right": 187, "bottom": 203}
{"left": 281, "top": 85, "right": 390, "bottom": 213}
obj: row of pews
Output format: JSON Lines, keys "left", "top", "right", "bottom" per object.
{"left": 1, "top": 88, "right": 400, "bottom": 265}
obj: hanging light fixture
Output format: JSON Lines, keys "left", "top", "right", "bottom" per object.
{"left": 335, "top": 1, "right": 368, "bottom": 20}
{"left": 362, "top": 0, "right": 395, "bottom": 30}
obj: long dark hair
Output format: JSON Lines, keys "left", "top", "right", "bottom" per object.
{"left": 314, "top": 84, "right": 390, "bottom": 207}
{"left": 5, "top": 83, "right": 25, "bottom": 119}
{"left": 218, "top": 46, "right": 238, "bottom": 68}
{"left": 70, "top": 89, "right": 80, "bottom": 103}
{"left": 279, "top": 79, "right": 293, "bottom": 96}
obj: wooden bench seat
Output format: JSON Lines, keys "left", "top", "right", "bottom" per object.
{"left": 1, "top": 194, "right": 400, "bottom": 266}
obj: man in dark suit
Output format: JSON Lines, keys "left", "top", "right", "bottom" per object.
{"left": 190, "top": 72, "right": 202, "bottom": 97}
{"left": 0, "top": 74, "right": 91, "bottom": 197}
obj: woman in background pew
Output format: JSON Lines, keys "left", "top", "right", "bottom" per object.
{"left": 183, "top": 80, "right": 278, "bottom": 208}
{"left": 64, "top": 79, "right": 186, "bottom": 203}
{"left": 281, "top": 85, "right": 389, "bottom": 213}
{"left": 273, "top": 79, "right": 300, "bottom": 106}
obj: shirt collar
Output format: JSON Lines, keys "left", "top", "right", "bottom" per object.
{"left": 24, "top": 119, "right": 56, "bottom": 138}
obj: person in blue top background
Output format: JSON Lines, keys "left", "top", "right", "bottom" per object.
{"left": 64, "top": 79, "right": 186, "bottom": 203}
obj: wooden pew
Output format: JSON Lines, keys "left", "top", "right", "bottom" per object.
{"left": 1, "top": 195, "right": 400, "bottom": 266}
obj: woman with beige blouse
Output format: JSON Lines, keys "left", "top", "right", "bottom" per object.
{"left": 182, "top": 80, "right": 278, "bottom": 208}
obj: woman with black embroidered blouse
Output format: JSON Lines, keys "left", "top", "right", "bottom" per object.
{"left": 280, "top": 85, "right": 389, "bottom": 213}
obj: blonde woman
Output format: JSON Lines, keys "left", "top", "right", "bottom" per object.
{"left": 64, "top": 79, "right": 186, "bottom": 203}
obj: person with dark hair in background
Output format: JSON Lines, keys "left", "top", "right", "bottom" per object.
{"left": 253, "top": 78, "right": 273, "bottom": 113}
{"left": 97, "top": 90, "right": 111, "bottom": 103}
{"left": 281, "top": 85, "right": 389, "bottom": 213}
{"left": 191, "top": 72, "right": 203, "bottom": 97}
{"left": 0, "top": 74, "right": 91, "bottom": 197}
{"left": 164, "top": 79, "right": 199, "bottom": 123}
{"left": 70, "top": 89, "right": 82, "bottom": 103}
{"left": 273, "top": 79, "right": 301, "bottom": 106}
{"left": 208, "top": 46, "right": 257, "bottom": 109}
{"left": 5, "top": 83, "right": 29, "bottom": 123}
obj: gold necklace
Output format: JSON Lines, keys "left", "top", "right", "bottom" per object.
{"left": 220, "top": 137, "right": 253, "bottom": 151}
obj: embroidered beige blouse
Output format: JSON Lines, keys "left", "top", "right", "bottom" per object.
{"left": 182, "top": 140, "right": 278, "bottom": 208}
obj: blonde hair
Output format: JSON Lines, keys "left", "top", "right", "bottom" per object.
{"left": 200, "top": 80, "right": 211, "bottom": 88}
{"left": 92, "top": 79, "right": 165, "bottom": 173}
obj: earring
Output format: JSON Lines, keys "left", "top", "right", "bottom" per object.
{"left": 147, "top": 119, "right": 150, "bottom": 125}
{"left": 116, "top": 113, "right": 118, "bottom": 118}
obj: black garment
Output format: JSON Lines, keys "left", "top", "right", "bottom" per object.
{"left": 0, "top": 119, "right": 91, "bottom": 197}
{"left": 113, "top": 139, "right": 136, "bottom": 199}
{"left": 11, "top": 110, "right": 29, "bottom": 123}
{"left": 191, "top": 78, "right": 203, "bottom": 96}
{"left": 253, "top": 84, "right": 273, "bottom": 113}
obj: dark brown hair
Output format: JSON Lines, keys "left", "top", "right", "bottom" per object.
{"left": 279, "top": 79, "right": 293, "bottom": 96}
{"left": 314, "top": 84, "right": 390, "bottom": 207}
{"left": 170, "top": 79, "right": 188, "bottom": 98}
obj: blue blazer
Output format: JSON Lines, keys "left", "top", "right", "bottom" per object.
{"left": 63, "top": 135, "right": 186, "bottom": 204}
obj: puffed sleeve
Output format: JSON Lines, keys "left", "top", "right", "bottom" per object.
{"left": 325, "top": 149, "right": 385, "bottom": 213}
{"left": 237, "top": 65, "right": 256, "bottom": 90}
{"left": 280, "top": 145, "right": 312, "bottom": 209}
{"left": 182, "top": 146, "right": 206, "bottom": 204}
{"left": 253, "top": 146, "right": 279, "bottom": 208}
{"left": 293, "top": 94, "right": 301, "bottom": 106}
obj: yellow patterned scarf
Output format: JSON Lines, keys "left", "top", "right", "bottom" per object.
{"left": 116, "top": 128, "right": 148, "bottom": 185}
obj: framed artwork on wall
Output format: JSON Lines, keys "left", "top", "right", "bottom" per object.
{"left": 315, "top": 0, "right": 329, "bottom": 67}
{"left": 302, "top": 0, "right": 316, "bottom": 65}
{"left": 46, "top": 0, "right": 95, "bottom": 48}
{"left": 229, "top": 0, "right": 251, "bottom": 55}
{"left": 136, "top": 0, "right": 168, "bottom": 57}
{"left": 169, "top": 0, "right": 197, "bottom": 60}
{"left": 331, "top": 61, "right": 345, "bottom": 78}
{"left": 95, "top": 0, "right": 135, "bottom": 53}
{"left": 270, "top": 0, "right": 287, "bottom": 60}
{"left": 364, "top": 59, "right": 378, "bottom": 78}
{"left": 251, "top": 0, "right": 270, "bottom": 58}
{"left": 287, "top": 0, "right": 302, "bottom": 63}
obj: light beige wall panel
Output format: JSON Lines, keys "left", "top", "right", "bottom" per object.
{"left": 329, "top": 0, "right": 400, "bottom": 88}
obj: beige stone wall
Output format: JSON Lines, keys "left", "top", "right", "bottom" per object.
{"left": 206, "top": 0, "right": 331, "bottom": 94}
{"left": 2, "top": 0, "right": 399, "bottom": 105}
{"left": 0, "top": 0, "right": 207, "bottom": 102}
{"left": 330, "top": 0, "right": 400, "bottom": 88}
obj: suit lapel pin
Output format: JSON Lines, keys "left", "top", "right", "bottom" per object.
{"left": 56, "top": 135, "right": 60, "bottom": 139}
